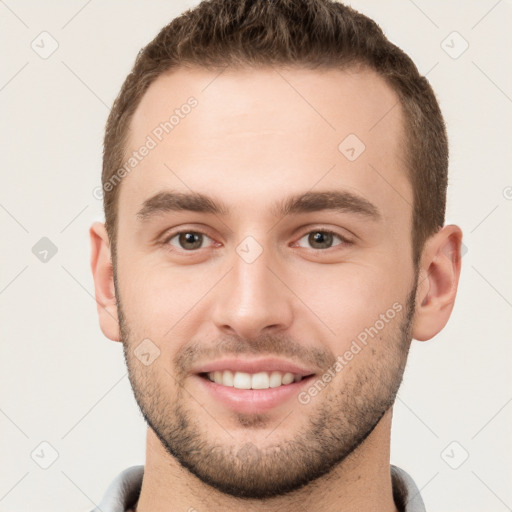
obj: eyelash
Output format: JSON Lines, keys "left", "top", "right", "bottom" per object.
{"left": 161, "top": 228, "right": 352, "bottom": 253}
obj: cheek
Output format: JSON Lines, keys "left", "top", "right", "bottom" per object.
{"left": 288, "top": 260, "right": 406, "bottom": 340}
{"left": 118, "top": 258, "right": 222, "bottom": 344}
{"left": 118, "top": 264, "right": 183, "bottom": 336}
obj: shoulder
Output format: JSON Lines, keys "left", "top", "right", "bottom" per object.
{"left": 390, "top": 465, "right": 427, "bottom": 512}
{"left": 90, "top": 465, "right": 144, "bottom": 512}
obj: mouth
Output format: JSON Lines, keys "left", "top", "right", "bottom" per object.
{"left": 191, "top": 357, "right": 319, "bottom": 414}
{"left": 198, "top": 370, "right": 315, "bottom": 390}
{"left": 195, "top": 369, "right": 317, "bottom": 414}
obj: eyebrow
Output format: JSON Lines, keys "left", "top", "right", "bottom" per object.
{"left": 136, "top": 189, "right": 381, "bottom": 222}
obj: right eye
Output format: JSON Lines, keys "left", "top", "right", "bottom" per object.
{"left": 164, "top": 231, "right": 216, "bottom": 251}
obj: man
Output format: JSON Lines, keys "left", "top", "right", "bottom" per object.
{"left": 89, "top": 0, "right": 462, "bottom": 510}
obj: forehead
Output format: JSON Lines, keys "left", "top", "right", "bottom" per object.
{"left": 120, "top": 65, "right": 410, "bottom": 222}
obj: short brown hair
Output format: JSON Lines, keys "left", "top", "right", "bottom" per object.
{"left": 102, "top": 0, "right": 448, "bottom": 265}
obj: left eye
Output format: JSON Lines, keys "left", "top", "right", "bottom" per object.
{"left": 296, "top": 230, "right": 345, "bottom": 250}
{"left": 167, "top": 231, "right": 213, "bottom": 251}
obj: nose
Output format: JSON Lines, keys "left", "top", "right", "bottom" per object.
{"left": 211, "top": 242, "right": 294, "bottom": 340}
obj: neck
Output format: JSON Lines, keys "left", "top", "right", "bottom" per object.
{"left": 134, "top": 409, "right": 398, "bottom": 512}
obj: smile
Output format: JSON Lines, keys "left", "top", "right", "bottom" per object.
{"left": 202, "top": 370, "right": 307, "bottom": 389}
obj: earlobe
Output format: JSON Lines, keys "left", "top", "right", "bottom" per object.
{"left": 412, "top": 225, "right": 463, "bottom": 342}
{"left": 89, "top": 221, "right": 121, "bottom": 342}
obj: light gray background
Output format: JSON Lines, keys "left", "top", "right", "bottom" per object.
{"left": 0, "top": 1, "right": 511, "bottom": 511}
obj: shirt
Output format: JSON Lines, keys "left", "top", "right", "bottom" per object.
{"left": 90, "top": 464, "right": 426, "bottom": 512}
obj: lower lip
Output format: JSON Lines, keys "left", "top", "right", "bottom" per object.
{"left": 194, "top": 374, "right": 315, "bottom": 414}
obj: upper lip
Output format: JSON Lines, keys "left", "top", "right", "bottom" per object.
{"left": 192, "top": 357, "right": 318, "bottom": 377}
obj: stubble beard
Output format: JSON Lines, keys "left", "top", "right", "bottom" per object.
{"left": 117, "top": 273, "right": 417, "bottom": 500}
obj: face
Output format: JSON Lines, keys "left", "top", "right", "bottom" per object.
{"left": 114, "top": 65, "right": 418, "bottom": 498}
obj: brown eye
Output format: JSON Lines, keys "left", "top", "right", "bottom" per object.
{"left": 297, "top": 230, "right": 345, "bottom": 250}
{"left": 168, "top": 232, "right": 209, "bottom": 250}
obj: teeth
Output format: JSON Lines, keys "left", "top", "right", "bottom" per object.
{"left": 269, "top": 371, "right": 283, "bottom": 388}
{"left": 251, "top": 372, "right": 270, "bottom": 389}
{"left": 206, "top": 370, "right": 303, "bottom": 389}
{"left": 233, "top": 371, "right": 252, "bottom": 389}
{"left": 223, "top": 370, "right": 234, "bottom": 387}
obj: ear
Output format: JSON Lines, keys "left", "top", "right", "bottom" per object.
{"left": 412, "top": 224, "right": 463, "bottom": 341}
{"left": 89, "top": 221, "right": 121, "bottom": 342}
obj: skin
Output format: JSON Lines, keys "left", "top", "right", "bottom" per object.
{"left": 90, "top": 65, "right": 462, "bottom": 512}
